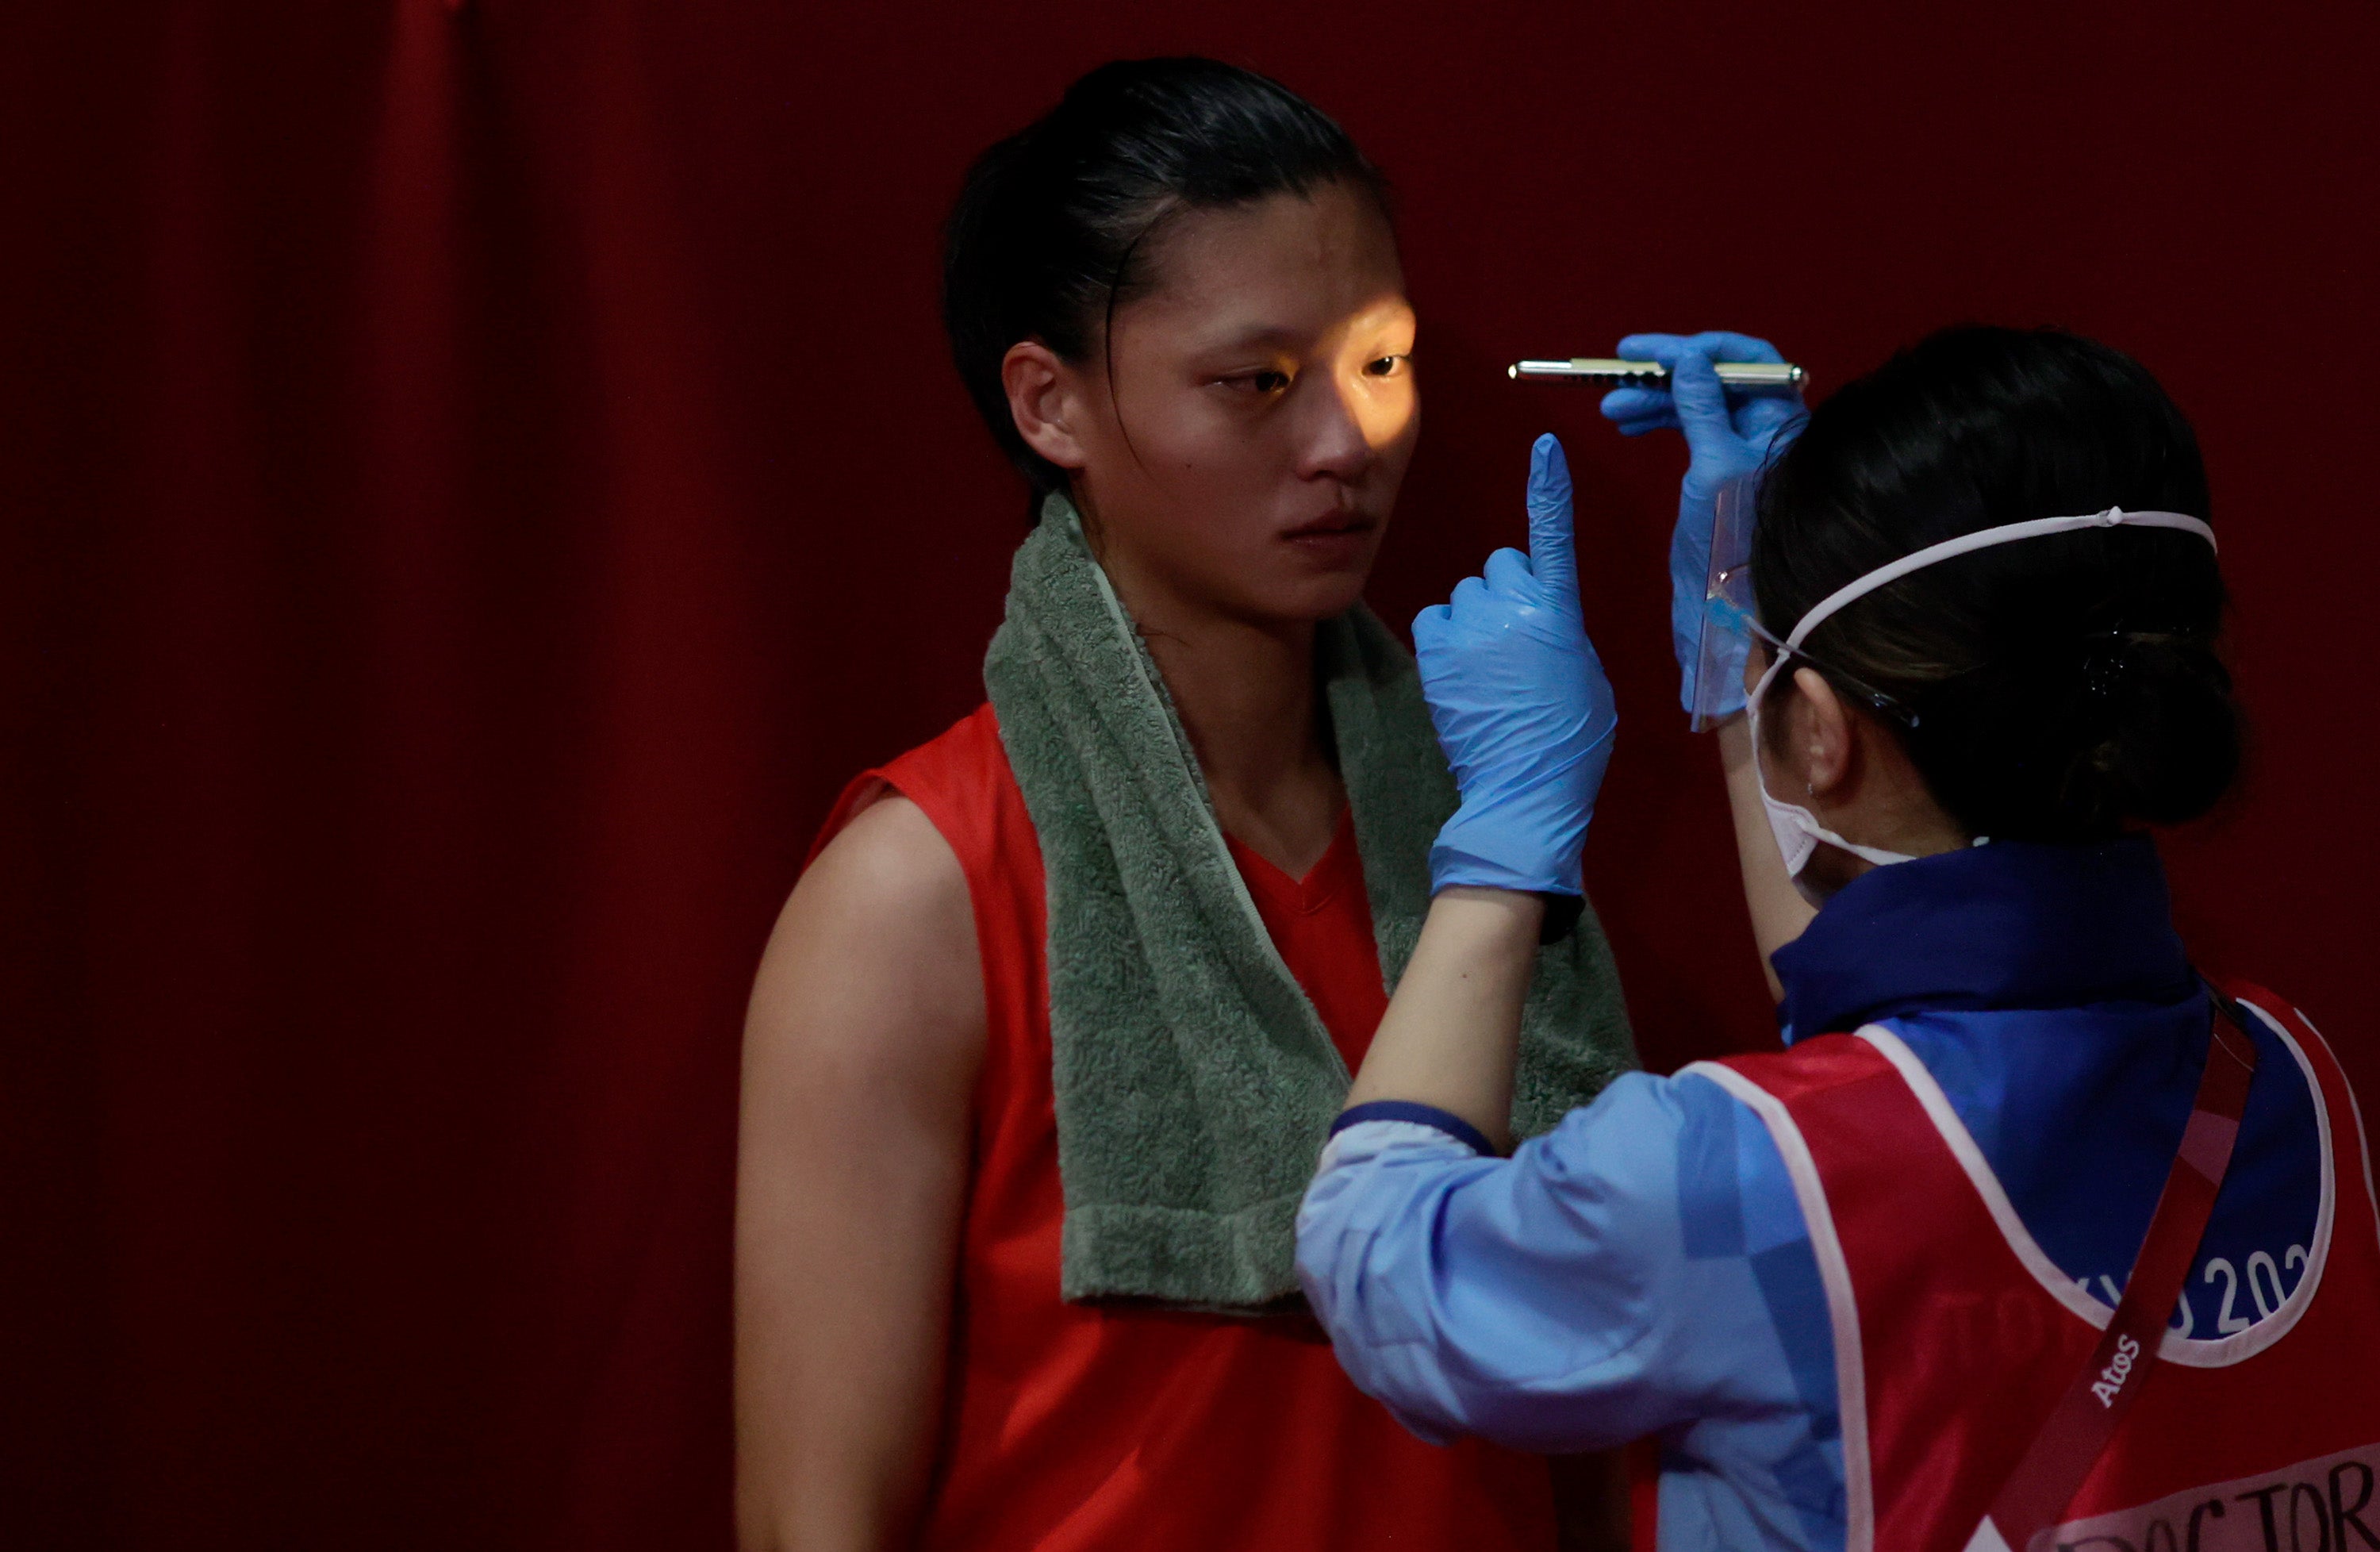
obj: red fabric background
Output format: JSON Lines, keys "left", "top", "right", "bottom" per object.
{"left": 4, "top": 2, "right": 2371, "bottom": 1546}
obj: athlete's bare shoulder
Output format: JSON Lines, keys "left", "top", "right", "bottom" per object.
{"left": 798, "top": 791, "right": 969, "bottom": 924}
{"left": 747, "top": 791, "right": 985, "bottom": 1082}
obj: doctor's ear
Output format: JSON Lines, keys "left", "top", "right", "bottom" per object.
{"left": 1791, "top": 667, "right": 1858, "bottom": 796}
{"left": 1002, "top": 341, "right": 1092, "bottom": 474}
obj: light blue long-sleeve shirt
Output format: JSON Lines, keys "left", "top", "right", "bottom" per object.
{"left": 1296, "top": 839, "right": 2321, "bottom": 1551}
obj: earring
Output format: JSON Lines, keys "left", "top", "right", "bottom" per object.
{"left": 1806, "top": 782, "right": 1814, "bottom": 797}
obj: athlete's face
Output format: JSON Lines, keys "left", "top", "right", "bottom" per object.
{"left": 1006, "top": 182, "right": 1418, "bottom": 626}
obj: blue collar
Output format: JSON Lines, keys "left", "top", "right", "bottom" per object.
{"left": 1771, "top": 835, "right": 2198, "bottom": 1043}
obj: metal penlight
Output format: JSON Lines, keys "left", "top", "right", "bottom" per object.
{"left": 1509, "top": 358, "right": 1806, "bottom": 389}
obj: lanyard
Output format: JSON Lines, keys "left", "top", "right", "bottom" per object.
{"left": 1965, "top": 991, "right": 2261, "bottom": 1552}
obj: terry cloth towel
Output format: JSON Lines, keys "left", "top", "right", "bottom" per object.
{"left": 985, "top": 493, "right": 1637, "bottom": 1312}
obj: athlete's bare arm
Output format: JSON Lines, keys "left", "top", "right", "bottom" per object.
{"left": 734, "top": 794, "right": 985, "bottom": 1552}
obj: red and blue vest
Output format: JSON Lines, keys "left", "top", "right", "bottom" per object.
{"left": 1689, "top": 983, "right": 2380, "bottom": 1551}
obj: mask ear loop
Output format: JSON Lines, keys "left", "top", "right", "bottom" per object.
{"left": 1745, "top": 641, "right": 1920, "bottom": 877}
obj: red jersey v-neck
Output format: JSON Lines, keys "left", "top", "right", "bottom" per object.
{"left": 1224, "top": 809, "right": 1388, "bottom": 1074}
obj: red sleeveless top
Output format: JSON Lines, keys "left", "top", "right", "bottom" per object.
{"left": 1690, "top": 982, "right": 2380, "bottom": 1552}
{"left": 813, "top": 705, "right": 1556, "bottom": 1551}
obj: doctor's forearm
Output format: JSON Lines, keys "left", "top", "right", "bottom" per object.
{"left": 1717, "top": 716, "right": 1814, "bottom": 1001}
{"left": 1342, "top": 887, "right": 1544, "bottom": 1151}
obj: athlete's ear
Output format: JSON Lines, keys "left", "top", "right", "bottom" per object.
{"left": 1003, "top": 341, "right": 1091, "bottom": 473}
{"left": 1794, "top": 667, "right": 1856, "bottom": 798}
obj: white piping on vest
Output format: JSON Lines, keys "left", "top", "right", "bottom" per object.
{"left": 1679, "top": 1060, "right": 1876, "bottom": 1552}
{"left": 1855, "top": 1014, "right": 2332, "bottom": 1369}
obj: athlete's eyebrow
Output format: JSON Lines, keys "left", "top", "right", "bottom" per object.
{"left": 1192, "top": 322, "right": 1304, "bottom": 354}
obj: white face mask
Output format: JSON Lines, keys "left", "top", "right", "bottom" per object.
{"left": 1745, "top": 505, "right": 2218, "bottom": 885}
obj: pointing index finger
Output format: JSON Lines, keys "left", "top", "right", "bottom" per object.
{"left": 1526, "top": 432, "right": 1578, "bottom": 602}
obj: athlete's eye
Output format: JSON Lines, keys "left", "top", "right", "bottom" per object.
{"left": 1223, "top": 369, "right": 1292, "bottom": 395}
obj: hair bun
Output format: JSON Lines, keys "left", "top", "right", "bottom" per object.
{"left": 2077, "top": 632, "right": 2240, "bottom": 829}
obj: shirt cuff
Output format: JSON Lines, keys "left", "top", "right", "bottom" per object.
{"left": 1329, "top": 1100, "right": 1497, "bottom": 1157}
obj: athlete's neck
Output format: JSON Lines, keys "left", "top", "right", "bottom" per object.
{"left": 1101, "top": 570, "right": 1345, "bottom": 881}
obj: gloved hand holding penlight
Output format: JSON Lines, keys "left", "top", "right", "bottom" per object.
{"left": 1521, "top": 331, "right": 1809, "bottom": 723}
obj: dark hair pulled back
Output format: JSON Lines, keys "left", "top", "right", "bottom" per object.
{"left": 1753, "top": 325, "right": 2240, "bottom": 843}
{"left": 942, "top": 57, "right": 1388, "bottom": 498}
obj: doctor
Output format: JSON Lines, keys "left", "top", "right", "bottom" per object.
{"left": 1295, "top": 325, "right": 2380, "bottom": 1551}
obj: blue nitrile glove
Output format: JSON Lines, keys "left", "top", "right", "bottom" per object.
{"left": 1415, "top": 434, "right": 1618, "bottom": 897}
{"left": 1599, "top": 331, "right": 1807, "bottom": 719}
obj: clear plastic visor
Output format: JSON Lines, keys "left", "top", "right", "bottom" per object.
{"left": 1690, "top": 476, "right": 1768, "bottom": 732}
{"left": 1691, "top": 476, "right": 1920, "bottom": 732}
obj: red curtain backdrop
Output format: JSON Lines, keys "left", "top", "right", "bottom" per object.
{"left": 6, "top": 2, "right": 2372, "bottom": 1546}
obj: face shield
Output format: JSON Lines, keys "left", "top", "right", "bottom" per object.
{"left": 1691, "top": 478, "right": 1932, "bottom": 736}
{"left": 1689, "top": 475, "right": 1763, "bottom": 732}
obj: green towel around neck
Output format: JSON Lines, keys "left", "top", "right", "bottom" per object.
{"left": 984, "top": 494, "right": 1636, "bottom": 1312}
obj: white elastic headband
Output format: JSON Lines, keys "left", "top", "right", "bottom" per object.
{"left": 1782, "top": 507, "right": 2219, "bottom": 653}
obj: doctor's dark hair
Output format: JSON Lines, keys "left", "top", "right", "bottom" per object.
{"left": 1753, "top": 325, "right": 2238, "bottom": 843}
{"left": 942, "top": 57, "right": 1388, "bottom": 499}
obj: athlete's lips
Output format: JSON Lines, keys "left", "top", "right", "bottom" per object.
{"left": 1279, "top": 513, "right": 1377, "bottom": 569}
{"left": 1280, "top": 513, "right": 1377, "bottom": 540}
